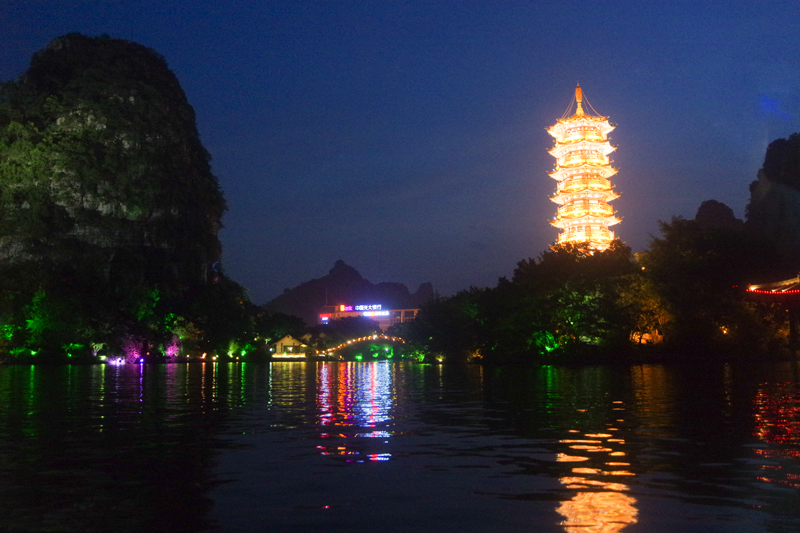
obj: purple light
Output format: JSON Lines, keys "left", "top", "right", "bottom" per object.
{"left": 122, "top": 337, "right": 144, "bottom": 363}
{"left": 164, "top": 334, "right": 181, "bottom": 357}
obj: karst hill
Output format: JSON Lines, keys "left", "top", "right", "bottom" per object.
{"left": 264, "top": 260, "right": 433, "bottom": 326}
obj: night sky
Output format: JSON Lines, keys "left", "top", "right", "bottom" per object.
{"left": 3, "top": 1, "right": 800, "bottom": 303}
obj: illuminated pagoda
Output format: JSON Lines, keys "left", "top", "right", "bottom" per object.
{"left": 547, "top": 84, "right": 620, "bottom": 250}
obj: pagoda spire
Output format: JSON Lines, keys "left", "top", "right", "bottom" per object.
{"left": 545, "top": 85, "right": 621, "bottom": 251}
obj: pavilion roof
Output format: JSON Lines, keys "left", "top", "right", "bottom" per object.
{"left": 747, "top": 276, "right": 800, "bottom": 295}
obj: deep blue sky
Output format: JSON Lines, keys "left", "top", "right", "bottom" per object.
{"left": 3, "top": 1, "right": 800, "bottom": 303}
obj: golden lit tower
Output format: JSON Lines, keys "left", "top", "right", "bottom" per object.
{"left": 547, "top": 84, "right": 620, "bottom": 250}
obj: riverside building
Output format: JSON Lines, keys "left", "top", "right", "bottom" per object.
{"left": 318, "top": 304, "right": 418, "bottom": 331}
{"left": 547, "top": 84, "right": 621, "bottom": 250}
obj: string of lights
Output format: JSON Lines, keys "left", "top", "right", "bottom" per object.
{"left": 318, "top": 334, "right": 406, "bottom": 355}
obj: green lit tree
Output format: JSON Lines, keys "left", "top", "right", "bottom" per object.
{"left": 505, "top": 239, "right": 637, "bottom": 357}
{"left": 402, "top": 240, "right": 640, "bottom": 362}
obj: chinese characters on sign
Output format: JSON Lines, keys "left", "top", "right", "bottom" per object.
{"left": 355, "top": 304, "right": 382, "bottom": 311}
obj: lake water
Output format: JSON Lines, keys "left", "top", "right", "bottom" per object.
{"left": 0, "top": 360, "right": 799, "bottom": 532}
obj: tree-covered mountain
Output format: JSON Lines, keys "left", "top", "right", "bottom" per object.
{"left": 0, "top": 33, "right": 224, "bottom": 285}
{"left": 746, "top": 133, "right": 800, "bottom": 272}
{"left": 0, "top": 34, "right": 241, "bottom": 360}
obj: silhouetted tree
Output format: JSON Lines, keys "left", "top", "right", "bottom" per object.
{"left": 638, "top": 216, "right": 778, "bottom": 352}
{"left": 403, "top": 288, "right": 487, "bottom": 360}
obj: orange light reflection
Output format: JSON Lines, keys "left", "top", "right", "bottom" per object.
{"left": 555, "top": 399, "right": 637, "bottom": 532}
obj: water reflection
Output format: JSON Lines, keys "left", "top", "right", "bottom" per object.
{"left": 0, "top": 364, "right": 225, "bottom": 532}
{"left": 754, "top": 382, "right": 800, "bottom": 446}
{"left": 753, "top": 379, "right": 800, "bottom": 489}
{"left": 555, "top": 401, "right": 638, "bottom": 533}
{"left": 629, "top": 364, "right": 676, "bottom": 434}
{"left": 315, "top": 362, "right": 396, "bottom": 461}
{"left": 3, "top": 361, "right": 800, "bottom": 532}
{"left": 557, "top": 490, "right": 637, "bottom": 533}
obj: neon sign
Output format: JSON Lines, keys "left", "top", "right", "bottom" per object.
{"left": 323, "top": 304, "right": 388, "bottom": 322}
{"left": 337, "top": 304, "right": 382, "bottom": 312}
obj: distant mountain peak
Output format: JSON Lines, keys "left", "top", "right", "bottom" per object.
{"left": 329, "top": 259, "right": 362, "bottom": 280}
{"left": 264, "top": 261, "right": 433, "bottom": 325}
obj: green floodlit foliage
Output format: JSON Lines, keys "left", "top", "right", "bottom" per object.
{"left": 341, "top": 341, "right": 403, "bottom": 361}
{"left": 24, "top": 290, "right": 50, "bottom": 340}
{"left": 10, "top": 347, "right": 34, "bottom": 358}
{"left": 0, "top": 34, "right": 272, "bottom": 362}
{"left": 401, "top": 239, "right": 638, "bottom": 362}
{"left": 1, "top": 324, "right": 15, "bottom": 341}
{"left": 63, "top": 343, "right": 84, "bottom": 358}
{"left": 330, "top": 340, "right": 405, "bottom": 362}
{"left": 400, "top": 195, "right": 793, "bottom": 362}
{"left": 0, "top": 35, "right": 225, "bottom": 284}
{"left": 531, "top": 330, "right": 558, "bottom": 354}
{"left": 369, "top": 343, "right": 381, "bottom": 358}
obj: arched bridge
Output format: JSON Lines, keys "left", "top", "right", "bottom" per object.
{"left": 318, "top": 334, "right": 409, "bottom": 361}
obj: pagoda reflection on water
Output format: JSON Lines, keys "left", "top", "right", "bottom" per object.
{"left": 547, "top": 84, "right": 621, "bottom": 250}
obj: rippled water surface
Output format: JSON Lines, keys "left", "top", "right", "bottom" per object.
{"left": 1, "top": 361, "right": 799, "bottom": 532}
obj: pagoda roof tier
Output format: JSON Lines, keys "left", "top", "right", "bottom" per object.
{"left": 547, "top": 116, "right": 615, "bottom": 139}
{"left": 551, "top": 214, "right": 621, "bottom": 229}
{"left": 557, "top": 233, "right": 615, "bottom": 245}
{"left": 552, "top": 180, "right": 617, "bottom": 197}
{"left": 550, "top": 189, "right": 620, "bottom": 205}
{"left": 556, "top": 155, "right": 612, "bottom": 169}
{"left": 549, "top": 164, "right": 618, "bottom": 181}
{"left": 549, "top": 139, "right": 617, "bottom": 159}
